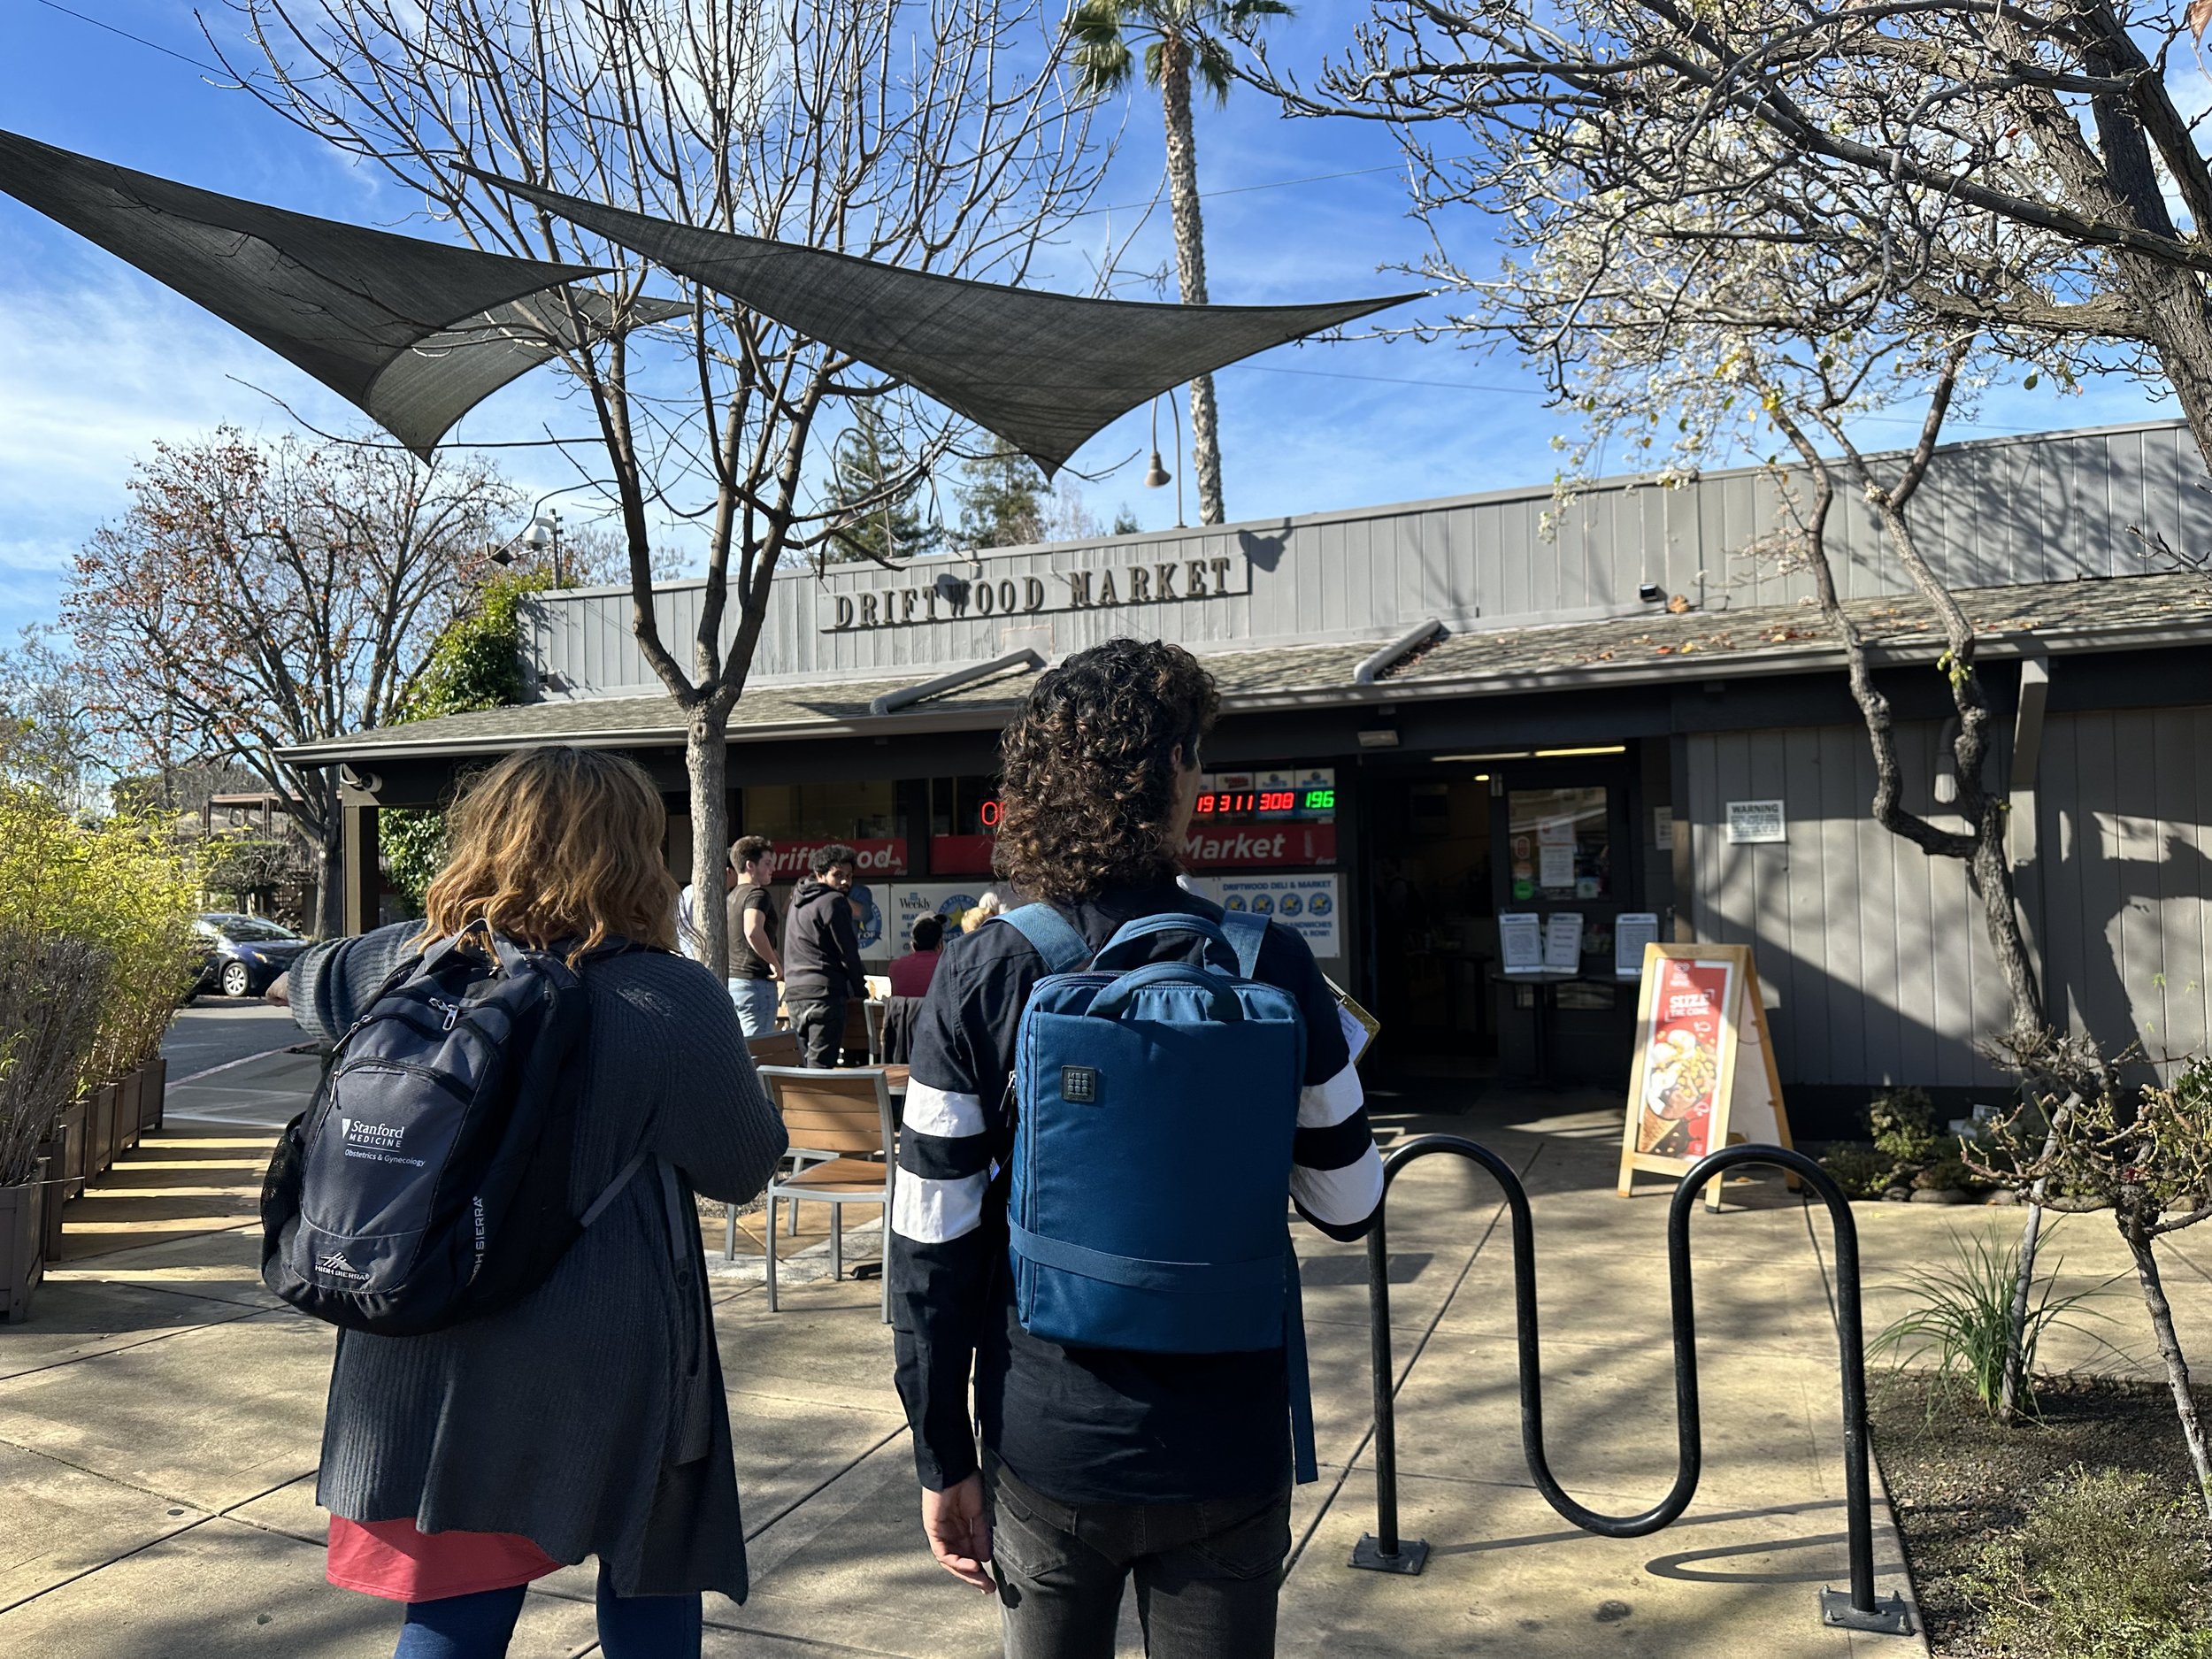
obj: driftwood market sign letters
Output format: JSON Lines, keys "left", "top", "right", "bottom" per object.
{"left": 826, "top": 557, "right": 1245, "bottom": 632}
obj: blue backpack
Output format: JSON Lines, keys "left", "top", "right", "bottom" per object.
{"left": 996, "top": 905, "right": 1317, "bottom": 1484}
{"left": 260, "top": 924, "right": 646, "bottom": 1336}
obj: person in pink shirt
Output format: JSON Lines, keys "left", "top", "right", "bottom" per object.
{"left": 886, "top": 914, "right": 946, "bottom": 999}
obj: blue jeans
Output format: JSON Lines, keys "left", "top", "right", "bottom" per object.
{"left": 392, "top": 1561, "right": 700, "bottom": 1658}
{"left": 727, "top": 977, "right": 780, "bottom": 1039}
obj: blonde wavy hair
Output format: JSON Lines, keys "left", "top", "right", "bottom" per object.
{"left": 417, "top": 747, "right": 678, "bottom": 963}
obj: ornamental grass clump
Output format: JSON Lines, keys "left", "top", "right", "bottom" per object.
{"left": 1872, "top": 1226, "right": 2107, "bottom": 1421}
{"left": 1962, "top": 1465, "right": 2212, "bottom": 1659}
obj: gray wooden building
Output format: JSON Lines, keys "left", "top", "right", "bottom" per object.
{"left": 290, "top": 419, "right": 2212, "bottom": 1126}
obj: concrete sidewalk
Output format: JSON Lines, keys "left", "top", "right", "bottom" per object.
{"left": 11, "top": 1082, "right": 2205, "bottom": 1656}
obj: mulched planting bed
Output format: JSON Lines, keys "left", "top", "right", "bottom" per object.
{"left": 1870, "top": 1371, "right": 2212, "bottom": 1655}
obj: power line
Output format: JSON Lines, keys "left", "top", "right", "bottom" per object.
{"left": 31, "top": 0, "right": 231, "bottom": 75}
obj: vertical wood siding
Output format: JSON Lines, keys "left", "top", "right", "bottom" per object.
{"left": 531, "top": 422, "right": 2211, "bottom": 698}
{"left": 2037, "top": 707, "right": 2212, "bottom": 1068}
{"left": 1687, "top": 723, "right": 2014, "bottom": 1090}
{"left": 1690, "top": 704, "right": 2212, "bottom": 1090}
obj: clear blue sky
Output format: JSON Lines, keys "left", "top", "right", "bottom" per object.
{"left": 0, "top": 0, "right": 2178, "bottom": 643}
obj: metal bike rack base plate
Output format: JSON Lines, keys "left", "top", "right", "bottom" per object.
{"left": 1820, "top": 1588, "right": 1915, "bottom": 1635}
{"left": 1350, "top": 1535, "right": 1430, "bottom": 1574}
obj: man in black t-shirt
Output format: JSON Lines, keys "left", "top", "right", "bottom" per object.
{"left": 725, "top": 835, "right": 782, "bottom": 1039}
{"left": 891, "top": 641, "right": 1383, "bottom": 1657}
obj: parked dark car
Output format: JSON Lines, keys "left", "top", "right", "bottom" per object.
{"left": 193, "top": 913, "right": 311, "bottom": 998}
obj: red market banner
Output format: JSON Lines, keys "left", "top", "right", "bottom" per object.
{"left": 928, "top": 833, "right": 996, "bottom": 875}
{"left": 1181, "top": 824, "right": 1337, "bottom": 870}
{"left": 921, "top": 824, "right": 1337, "bottom": 875}
{"left": 759, "top": 838, "right": 908, "bottom": 879}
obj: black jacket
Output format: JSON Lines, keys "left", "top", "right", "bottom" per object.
{"left": 782, "top": 879, "right": 865, "bottom": 1000}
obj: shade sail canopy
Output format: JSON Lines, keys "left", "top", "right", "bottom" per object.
{"left": 0, "top": 130, "right": 682, "bottom": 456}
{"left": 466, "top": 168, "right": 1419, "bottom": 476}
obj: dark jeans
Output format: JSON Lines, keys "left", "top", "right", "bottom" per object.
{"left": 788, "top": 995, "right": 848, "bottom": 1068}
{"left": 391, "top": 1561, "right": 700, "bottom": 1659}
{"left": 986, "top": 1459, "right": 1291, "bottom": 1659}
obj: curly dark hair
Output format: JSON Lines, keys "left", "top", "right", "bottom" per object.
{"left": 994, "top": 639, "right": 1218, "bottom": 903}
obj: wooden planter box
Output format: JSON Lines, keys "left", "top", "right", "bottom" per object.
{"left": 88, "top": 1082, "right": 118, "bottom": 1181}
{"left": 139, "top": 1056, "right": 167, "bottom": 1134}
{"left": 0, "top": 1162, "right": 45, "bottom": 1324}
{"left": 58, "top": 1096, "right": 87, "bottom": 1197}
{"left": 115, "top": 1070, "right": 142, "bottom": 1156}
{"left": 31, "top": 1136, "right": 65, "bottom": 1262}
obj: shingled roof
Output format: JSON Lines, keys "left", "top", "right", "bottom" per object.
{"left": 282, "top": 571, "right": 2212, "bottom": 764}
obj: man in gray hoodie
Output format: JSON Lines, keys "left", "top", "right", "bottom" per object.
{"left": 782, "top": 843, "right": 866, "bottom": 1067}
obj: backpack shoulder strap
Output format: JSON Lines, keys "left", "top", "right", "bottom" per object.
{"left": 994, "top": 903, "right": 1093, "bottom": 974}
{"left": 1217, "top": 910, "right": 1268, "bottom": 979}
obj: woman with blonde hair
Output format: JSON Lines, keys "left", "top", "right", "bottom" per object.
{"left": 282, "top": 745, "right": 787, "bottom": 1659}
{"left": 959, "top": 889, "right": 1006, "bottom": 934}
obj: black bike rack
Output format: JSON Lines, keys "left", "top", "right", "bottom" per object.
{"left": 1348, "top": 1135, "right": 1913, "bottom": 1636}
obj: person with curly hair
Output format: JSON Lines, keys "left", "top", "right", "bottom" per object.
{"left": 889, "top": 639, "right": 1385, "bottom": 1657}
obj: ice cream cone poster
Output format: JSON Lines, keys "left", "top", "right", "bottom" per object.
{"left": 1636, "top": 956, "right": 1732, "bottom": 1158}
{"left": 1618, "top": 942, "right": 1793, "bottom": 1211}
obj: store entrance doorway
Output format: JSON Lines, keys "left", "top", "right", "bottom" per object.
{"left": 1364, "top": 774, "right": 1497, "bottom": 1077}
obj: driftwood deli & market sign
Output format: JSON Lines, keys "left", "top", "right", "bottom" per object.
{"left": 825, "top": 557, "right": 1246, "bottom": 631}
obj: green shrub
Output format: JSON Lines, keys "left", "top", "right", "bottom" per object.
{"left": 1914, "top": 1154, "right": 1978, "bottom": 1194}
{"left": 0, "top": 786, "right": 198, "bottom": 1178}
{"left": 1873, "top": 1226, "right": 2106, "bottom": 1419}
{"left": 1870, "top": 1086, "right": 1941, "bottom": 1165}
{"left": 1818, "top": 1142, "right": 1897, "bottom": 1198}
{"left": 380, "top": 572, "right": 549, "bottom": 910}
{"left": 1962, "top": 1465, "right": 2212, "bottom": 1658}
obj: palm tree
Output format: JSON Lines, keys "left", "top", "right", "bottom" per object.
{"left": 1066, "top": 0, "right": 1294, "bottom": 526}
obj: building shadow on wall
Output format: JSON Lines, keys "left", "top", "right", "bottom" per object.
{"left": 2040, "top": 816, "right": 2212, "bottom": 1086}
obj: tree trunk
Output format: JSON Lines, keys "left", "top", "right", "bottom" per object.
{"left": 686, "top": 709, "right": 733, "bottom": 982}
{"left": 1999, "top": 1198, "right": 2047, "bottom": 1426}
{"left": 2122, "top": 1209, "right": 2212, "bottom": 1517}
{"left": 2022, "top": 55, "right": 2212, "bottom": 471}
{"left": 315, "top": 816, "right": 346, "bottom": 941}
{"left": 1159, "top": 37, "right": 1224, "bottom": 526}
{"left": 2117, "top": 257, "right": 2212, "bottom": 469}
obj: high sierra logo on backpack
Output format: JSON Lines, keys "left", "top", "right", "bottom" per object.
{"left": 261, "top": 923, "right": 644, "bottom": 1336}
{"left": 994, "top": 906, "right": 1319, "bottom": 1483}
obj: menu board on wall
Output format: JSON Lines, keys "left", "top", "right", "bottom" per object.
{"left": 1183, "top": 872, "right": 1342, "bottom": 957}
{"left": 1616, "top": 943, "right": 1793, "bottom": 1211}
{"left": 856, "top": 881, "right": 1007, "bottom": 961}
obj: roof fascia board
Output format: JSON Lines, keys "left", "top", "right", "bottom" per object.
{"left": 281, "top": 616, "right": 2212, "bottom": 767}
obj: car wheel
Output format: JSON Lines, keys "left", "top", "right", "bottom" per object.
{"left": 219, "top": 961, "right": 254, "bottom": 998}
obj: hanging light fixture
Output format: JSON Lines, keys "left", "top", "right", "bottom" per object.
{"left": 1145, "top": 395, "right": 1172, "bottom": 489}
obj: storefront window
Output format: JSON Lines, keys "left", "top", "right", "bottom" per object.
{"left": 742, "top": 781, "right": 901, "bottom": 841}
{"left": 1506, "top": 786, "right": 1611, "bottom": 902}
{"left": 927, "top": 775, "right": 999, "bottom": 838}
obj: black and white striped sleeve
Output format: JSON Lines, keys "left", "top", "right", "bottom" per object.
{"left": 887, "top": 940, "right": 1020, "bottom": 1492}
{"left": 1277, "top": 932, "right": 1385, "bottom": 1242}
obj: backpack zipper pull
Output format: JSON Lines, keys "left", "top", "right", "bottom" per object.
{"left": 430, "top": 996, "right": 461, "bottom": 1032}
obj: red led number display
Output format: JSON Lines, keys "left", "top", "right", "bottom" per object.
{"left": 1194, "top": 788, "right": 1329, "bottom": 818}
